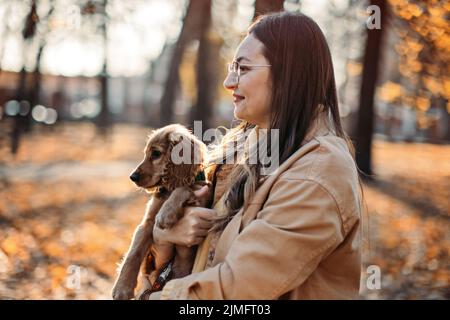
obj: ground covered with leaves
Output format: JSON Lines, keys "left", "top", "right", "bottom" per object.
{"left": 0, "top": 122, "right": 448, "bottom": 299}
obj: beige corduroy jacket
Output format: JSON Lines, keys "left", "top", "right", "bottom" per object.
{"left": 160, "top": 116, "right": 362, "bottom": 300}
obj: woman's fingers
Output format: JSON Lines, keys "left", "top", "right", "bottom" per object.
{"left": 152, "top": 206, "right": 217, "bottom": 247}
{"left": 184, "top": 210, "right": 214, "bottom": 234}
{"left": 153, "top": 224, "right": 172, "bottom": 245}
{"left": 193, "top": 185, "right": 210, "bottom": 199}
{"left": 187, "top": 236, "right": 207, "bottom": 247}
{"left": 185, "top": 206, "right": 218, "bottom": 221}
{"left": 193, "top": 224, "right": 212, "bottom": 235}
{"left": 191, "top": 218, "right": 213, "bottom": 230}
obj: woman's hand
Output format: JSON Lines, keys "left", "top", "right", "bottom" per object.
{"left": 153, "top": 185, "right": 217, "bottom": 247}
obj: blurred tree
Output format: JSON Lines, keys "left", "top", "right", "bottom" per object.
{"left": 253, "top": 0, "right": 285, "bottom": 20}
{"left": 29, "top": 0, "right": 55, "bottom": 116}
{"left": 189, "top": 0, "right": 221, "bottom": 130}
{"left": 10, "top": 0, "right": 57, "bottom": 154}
{"left": 98, "top": 0, "right": 109, "bottom": 129}
{"left": 160, "top": 0, "right": 211, "bottom": 127}
{"left": 11, "top": 0, "right": 40, "bottom": 154}
{"left": 81, "top": 0, "right": 110, "bottom": 130}
{"left": 387, "top": 0, "right": 450, "bottom": 141}
{"left": 354, "top": 0, "right": 388, "bottom": 176}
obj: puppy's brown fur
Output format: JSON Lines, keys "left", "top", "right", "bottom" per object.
{"left": 111, "top": 124, "right": 210, "bottom": 300}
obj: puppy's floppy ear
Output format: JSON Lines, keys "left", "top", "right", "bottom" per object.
{"left": 162, "top": 129, "right": 206, "bottom": 191}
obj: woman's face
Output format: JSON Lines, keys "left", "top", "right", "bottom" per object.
{"left": 223, "top": 34, "right": 272, "bottom": 128}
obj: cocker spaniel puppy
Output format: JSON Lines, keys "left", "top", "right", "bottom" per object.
{"left": 112, "top": 124, "right": 210, "bottom": 300}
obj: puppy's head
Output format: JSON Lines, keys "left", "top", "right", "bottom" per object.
{"left": 130, "top": 124, "right": 207, "bottom": 193}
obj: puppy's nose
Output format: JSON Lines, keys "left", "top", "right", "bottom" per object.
{"left": 130, "top": 172, "right": 140, "bottom": 182}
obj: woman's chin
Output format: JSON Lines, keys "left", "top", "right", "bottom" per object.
{"left": 233, "top": 102, "right": 246, "bottom": 120}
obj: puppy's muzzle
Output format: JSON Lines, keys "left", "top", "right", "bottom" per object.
{"left": 130, "top": 172, "right": 140, "bottom": 183}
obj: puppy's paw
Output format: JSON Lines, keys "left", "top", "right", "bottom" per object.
{"left": 156, "top": 213, "right": 177, "bottom": 230}
{"left": 112, "top": 283, "right": 135, "bottom": 300}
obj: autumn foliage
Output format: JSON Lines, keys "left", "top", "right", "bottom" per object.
{"left": 0, "top": 123, "right": 448, "bottom": 299}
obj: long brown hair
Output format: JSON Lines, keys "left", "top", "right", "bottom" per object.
{"left": 210, "top": 12, "right": 353, "bottom": 231}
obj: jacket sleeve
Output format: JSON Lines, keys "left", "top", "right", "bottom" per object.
{"left": 160, "top": 178, "right": 346, "bottom": 300}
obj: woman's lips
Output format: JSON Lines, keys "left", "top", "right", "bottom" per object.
{"left": 233, "top": 93, "right": 245, "bottom": 103}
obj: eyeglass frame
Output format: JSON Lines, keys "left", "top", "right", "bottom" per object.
{"left": 226, "top": 60, "right": 271, "bottom": 84}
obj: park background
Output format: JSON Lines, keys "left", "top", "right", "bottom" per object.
{"left": 0, "top": 0, "right": 448, "bottom": 299}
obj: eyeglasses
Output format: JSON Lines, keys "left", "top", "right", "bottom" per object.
{"left": 226, "top": 60, "right": 271, "bottom": 84}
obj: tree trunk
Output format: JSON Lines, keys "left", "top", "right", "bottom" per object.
{"left": 355, "top": 0, "right": 387, "bottom": 176}
{"left": 29, "top": 46, "right": 43, "bottom": 110}
{"left": 190, "top": 0, "right": 218, "bottom": 130}
{"left": 29, "top": 0, "right": 55, "bottom": 111}
{"left": 159, "top": 0, "right": 205, "bottom": 126}
{"left": 97, "top": 0, "right": 109, "bottom": 129}
{"left": 11, "top": 67, "right": 29, "bottom": 154}
{"left": 11, "top": 0, "right": 39, "bottom": 154}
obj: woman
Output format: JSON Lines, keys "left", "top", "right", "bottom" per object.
{"left": 150, "top": 11, "right": 362, "bottom": 300}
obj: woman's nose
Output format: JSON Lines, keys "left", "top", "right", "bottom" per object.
{"left": 223, "top": 72, "right": 238, "bottom": 90}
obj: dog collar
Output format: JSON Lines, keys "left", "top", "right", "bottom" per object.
{"left": 195, "top": 170, "right": 206, "bottom": 182}
{"left": 155, "top": 186, "right": 169, "bottom": 199}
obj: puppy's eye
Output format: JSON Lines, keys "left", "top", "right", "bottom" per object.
{"left": 150, "top": 149, "right": 162, "bottom": 160}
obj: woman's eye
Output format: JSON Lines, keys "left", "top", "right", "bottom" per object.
{"left": 239, "top": 66, "right": 250, "bottom": 72}
{"left": 151, "top": 150, "right": 161, "bottom": 159}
